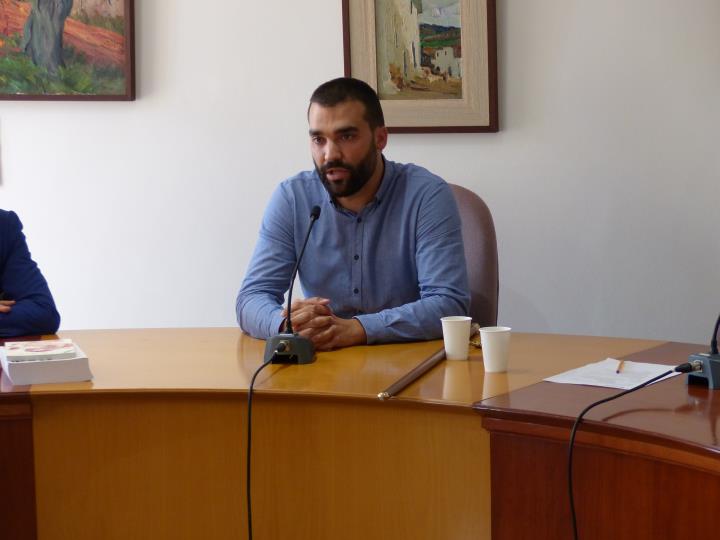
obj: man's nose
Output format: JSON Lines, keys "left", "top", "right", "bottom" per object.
{"left": 324, "top": 140, "right": 342, "bottom": 163}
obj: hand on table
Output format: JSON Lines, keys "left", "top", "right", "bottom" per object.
{"left": 282, "top": 297, "right": 367, "bottom": 351}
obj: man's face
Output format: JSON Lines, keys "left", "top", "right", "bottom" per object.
{"left": 308, "top": 100, "right": 387, "bottom": 199}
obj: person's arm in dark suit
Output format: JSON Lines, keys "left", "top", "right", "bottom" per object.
{"left": 0, "top": 211, "right": 60, "bottom": 337}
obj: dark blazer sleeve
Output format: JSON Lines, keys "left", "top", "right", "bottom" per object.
{"left": 0, "top": 210, "right": 60, "bottom": 337}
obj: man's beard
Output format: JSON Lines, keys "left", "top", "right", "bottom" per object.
{"left": 316, "top": 143, "right": 378, "bottom": 199}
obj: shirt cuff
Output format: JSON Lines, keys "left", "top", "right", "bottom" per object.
{"left": 269, "top": 311, "right": 286, "bottom": 338}
{"left": 354, "top": 314, "right": 384, "bottom": 345}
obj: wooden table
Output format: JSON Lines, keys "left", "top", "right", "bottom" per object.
{"left": 476, "top": 342, "right": 719, "bottom": 540}
{"left": 0, "top": 329, "right": 678, "bottom": 540}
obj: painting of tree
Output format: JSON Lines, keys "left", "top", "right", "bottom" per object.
{"left": 23, "top": 0, "right": 74, "bottom": 75}
{"left": 0, "top": 0, "right": 134, "bottom": 99}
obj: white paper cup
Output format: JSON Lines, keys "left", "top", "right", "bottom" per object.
{"left": 441, "top": 316, "right": 472, "bottom": 361}
{"left": 480, "top": 326, "right": 512, "bottom": 372}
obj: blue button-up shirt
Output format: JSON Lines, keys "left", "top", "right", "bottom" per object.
{"left": 236, "top": 159, "right": 469, "bottom": 344}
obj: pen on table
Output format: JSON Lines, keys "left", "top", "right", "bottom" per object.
{"left": 616, "top": 360, "right": 625, "bottom": 374}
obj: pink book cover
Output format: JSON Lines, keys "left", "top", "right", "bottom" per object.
{"left": 4, "top": 339, "right": 77, "bottom": 362}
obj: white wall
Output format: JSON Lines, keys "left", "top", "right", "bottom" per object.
{"left": 0, "top": 0, "right": 718, "bottom": 344}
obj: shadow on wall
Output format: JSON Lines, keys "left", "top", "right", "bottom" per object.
{"left": 500, "top": 287, "right": 551, "bottom": 333}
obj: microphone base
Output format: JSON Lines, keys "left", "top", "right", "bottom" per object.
{"left": 264, "top": 334, "right": 316, "bottom": 365}
{"left": 686, "top": 353, "right": 720, "bottom": 389}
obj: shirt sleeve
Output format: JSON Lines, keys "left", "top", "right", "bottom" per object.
{"left": 355, "top": 181, "right": 470, "bottom": 344}
{"left": 235, "top": 185, "right": 295, "bottom": 338}
{"left": 0, "top": 212, "right": 61, "bottom": 338}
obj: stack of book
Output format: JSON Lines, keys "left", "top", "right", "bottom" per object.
{"left": 0, "top": 338, "right": 93, "bottom": 385}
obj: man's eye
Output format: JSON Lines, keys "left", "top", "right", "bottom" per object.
{"left": 312, "top": 137, "right": 324, "bottom": 145}
{"left": 341, "top": 133, "right": 355, "bottom": 141}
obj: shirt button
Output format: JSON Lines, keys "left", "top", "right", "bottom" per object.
{"left": 356, "top": 217, "right": 362, "bottom": 223}
{"left": 354, "top": 254, "right": 359, "bottom": 261}
{"left": 353, "top": 288, "right": 359, "bottom": 294}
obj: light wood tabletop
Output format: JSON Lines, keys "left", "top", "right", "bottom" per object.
{"left": 0, "top": 329, "right": 677, "bottom": 540}
{"left": 13, "top": 328, "right": 664, "bottom": 403}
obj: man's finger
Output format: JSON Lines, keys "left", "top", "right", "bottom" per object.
{"left": 297, "top": 325, "right": 332, "bottom": 340}
{"left": 291, "top": 302, "right": 331, "bottom": 314}
{"left": 289, "top": 297, "right": 330, "bottom": 311}
{"left": 293, "top": 312, "right": 333, "bottom": 331}
{"left": 305, "top": 297, "right": 330, "bottom": 305}
{"left": 297, "top": 328, "right": 319, "bottom": 339}
{"left": 290, "top": 304, "right": 332, "bottom": 322}
{"left": 291, "top": 309, "right": 319, "bottom": 327}
{"left": 291, "top": 315, "right": 327, "bottom": 332}
{"left": 0, "top": 300, "right": 16, "bottom": 306}
{"left": 311, "top": 325, "right": 338, "bottom": 349}
{"left": 294, "top": 315, "right": 333, "bottom": 331}
{"left": 0, "top": 305, "right": 12, "bottom": 313}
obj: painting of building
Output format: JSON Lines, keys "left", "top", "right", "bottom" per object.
{"left": 432, "top": 46, "right": 462, "bottom": 78}
{"left": 375, "top": 0, "right": 462, "bottom": 100}
{"left": 375, "top": 0, "right": 423, "bottom": 98}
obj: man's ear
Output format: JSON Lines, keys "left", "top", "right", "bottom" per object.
{"left": 374, "top": 126, "right": 389, "bottom": 151}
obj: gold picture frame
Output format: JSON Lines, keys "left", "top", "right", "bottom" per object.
{"left": 342, "top": 0, "right": 498, "bottom": 133}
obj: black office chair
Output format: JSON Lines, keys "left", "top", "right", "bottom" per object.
{"left": 449, "top": 184, "right": 499, "bottom": 327}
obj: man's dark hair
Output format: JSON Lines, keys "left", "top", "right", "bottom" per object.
{"left": 309, "top": 77, "right": 385, "bottom": 129}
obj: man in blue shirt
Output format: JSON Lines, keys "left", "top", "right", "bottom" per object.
{"left": 236, "top": 77, "right": 469, "bottom": 350}
{"left": 0, "top": 210, "right": 60, "bottom": 337}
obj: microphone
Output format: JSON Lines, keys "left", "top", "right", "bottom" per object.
{"left": 686, "top": 310, "right": 720, "bottom": 389}
{"left": 262, "top": 205, "right": 321, "bottom": 365}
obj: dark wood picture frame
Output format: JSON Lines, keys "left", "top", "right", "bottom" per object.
{"left": 342, "top": 0, "right": 498, "bottom": 133}
{"left": 0, "top": 0, "right": 135, "bottom": 101}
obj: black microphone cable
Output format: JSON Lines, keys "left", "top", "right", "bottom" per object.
{"left": 567, "top": 360, "right": 701, "bottom": 540}
{"left": 246, "top": 205, "right": 321, "bottom": 537}
{"left": 246, "top": 348, "right": 281, "bottom": 540}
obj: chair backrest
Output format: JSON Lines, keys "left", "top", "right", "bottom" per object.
{"left": 449, "top": 184, "right": 499, "bottom": 327}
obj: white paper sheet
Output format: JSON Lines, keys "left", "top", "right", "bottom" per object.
{"left": 544, "top": 358, "right": 680, "bottom": 390}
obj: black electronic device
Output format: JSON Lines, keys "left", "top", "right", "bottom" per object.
{"left": 262, "top": 205, "right": 321, "bottom": 365}
{"left": 686, "top": 311, "right": 720, "bottom": 389}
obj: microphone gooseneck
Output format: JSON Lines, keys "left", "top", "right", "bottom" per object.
{"left": 285, "top": 205, "right": 321, "bottom": 335}
{"left": 262, "top": 206, "right": 320, "bottom": 365}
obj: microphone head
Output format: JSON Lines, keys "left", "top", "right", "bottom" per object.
{"left": 310, "top": 205, "right": 321, "bottom": 220}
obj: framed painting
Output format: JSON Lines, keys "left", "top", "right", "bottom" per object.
{"left": 0, "top": 0, "right": 135, "bottom": 100}
{"left": 343, "top": 0, "right": 498, "bottom": 133}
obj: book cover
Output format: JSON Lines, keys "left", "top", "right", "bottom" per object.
{"left": 0, "top": 346, "right": 93, "bottom": 386}
{"left": 4, "top": 339, "right": 77, "bottom": 362}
